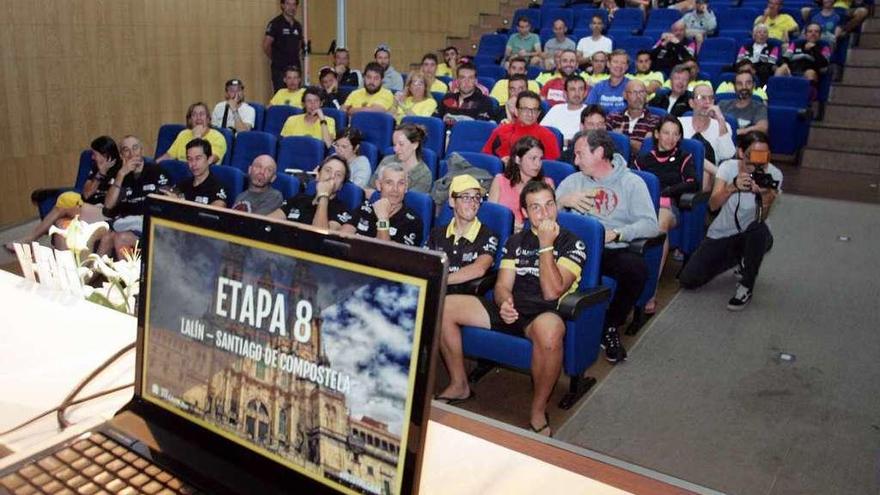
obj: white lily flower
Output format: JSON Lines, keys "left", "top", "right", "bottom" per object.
{"left": 49, "top": 215, "right": 109, "bottom": 264}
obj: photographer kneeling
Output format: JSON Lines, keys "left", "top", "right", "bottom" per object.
{"left": 679, "top": 131, "right": 781, "bottom": 310}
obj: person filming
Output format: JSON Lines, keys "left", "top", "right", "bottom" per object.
{"left": 679, "top": 131, "right": 781, "bottom": 311}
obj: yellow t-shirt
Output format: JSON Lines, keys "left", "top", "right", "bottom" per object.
{"left": 394, "top": 97, "right": 438, "bottom": 123}
{"left": 754, "top": 14, "right": 799, "bottom": 41}
{"left": 715, "top": 82, "right": 768, "bottom": 101}
{"left": 489, "top": 79, "right": 542, "bottom": 105}
{"left": 436, "top": 63, "right": 454, "bottom": 78}
{"left": 343, "top": 88, "right": 395, "bottom": 111}
{"left": 587, "top": 73, "right": 610, "bottom": 86}
{"left": 430, "top": 79, "right": 448, "bottom": 94}
{"left": 661, "top": 79, "right": 713, "bottom": 91}
{"left": 280, "top": 114, "right": 336, "bottom": 140}
{"left": 270, "top": 88, "right": 306, "bottom": 108}
{"left": 633, "top": 71, "right": 665, "bottom": 87}
{"left": 166, "top": 128, "right": 228, "bottom": 163}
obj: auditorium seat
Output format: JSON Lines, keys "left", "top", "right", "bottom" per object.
{"left": 228, "top": 131, "right": 277, "bottom": 174}
{"left": 277, "top": 136, "right": 326, "bottom": 173}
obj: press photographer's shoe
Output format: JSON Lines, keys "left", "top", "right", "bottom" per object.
{"left": 727, "top": 284, "right": 752, "bottom": 311}
{"left": 601, "top": 326, "right": 627, "bottom": 364}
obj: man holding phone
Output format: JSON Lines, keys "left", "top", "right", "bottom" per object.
{"left": 679, "top": 131, "right": 782, "bottom": 310}
{"left": 211, "top": 79, "right": 256, "bottom": 133}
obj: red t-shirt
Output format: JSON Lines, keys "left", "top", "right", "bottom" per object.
{"left": 481, "top": 121, "right": 561, "bottom": 160}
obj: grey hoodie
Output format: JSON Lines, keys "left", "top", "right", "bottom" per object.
{"left": 555, "top": 153, "right": 660, "bottom": 249}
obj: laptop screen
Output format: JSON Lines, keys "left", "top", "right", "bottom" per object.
{"left": 137, "top": 197, "right": 444, "bottom": 495}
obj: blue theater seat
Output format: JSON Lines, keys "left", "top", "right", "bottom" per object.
{"left": 211, "top": 165, "right": 246, "bottom": 207}
{"left": 228, "top": 131, "right": 277, "bottom": 174}
{"left": 277, "top": 136, "right": 325, "bottom": 172}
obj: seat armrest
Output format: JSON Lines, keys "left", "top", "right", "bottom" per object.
{"left": 446, "top": 271, "right": 497, "bottom": 296}
{"left": 558, "top": 286, "right": 612, "bottom": 319}
{"left": 31, "top": 187, "right": 74, "bottom": 204}
{"left": 678, "top": 191, "right": 709, "bottom": 210}
{"left": 627, "top": 233, "right": 667, "bottom": 255}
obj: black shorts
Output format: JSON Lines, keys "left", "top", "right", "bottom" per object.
{"left": 478, "top": 298, "right": 562, "bottom": 336}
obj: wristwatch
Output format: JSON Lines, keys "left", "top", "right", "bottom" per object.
{"left": 376, "top": 220, "right": 390, "bottom": 230}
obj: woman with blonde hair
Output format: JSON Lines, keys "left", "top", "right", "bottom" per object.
{"left": 392, "top": 71, "right": 437, "bottom": 123}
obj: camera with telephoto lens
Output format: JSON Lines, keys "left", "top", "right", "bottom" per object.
{"left": 747, "top": 149, "right": 779, "bottom": 190}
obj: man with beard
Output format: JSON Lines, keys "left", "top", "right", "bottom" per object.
{"left": 632, "top": 50, "right": 664, "bottom": 96}
{"left": 719, "top": 71, "right": 768, "bottom": 136}
{"left": 232, "top": 155, "right": 283, "bottom": 215}
{"left": 438, "top": 62, "right": 493, "bottom": 125}
{"left": 271, "top": 155, "right": 352, "bottom": 231}
{"left": 437, "top": 46, "right": 459, "bottom": 78}
{"left": 606, "top": 79, "right": 661, "bottom": 154}
{"left": 541, "top": 76, "right": 588, "bottom": 145}
{"left": 540, "top": 50, "right": 584, "bottom": 107}
{"left": 342, "top": 62, "right": 394, "bottom": 116}
{"left": 374, "top": 44, "right": 403, "bottom": 93}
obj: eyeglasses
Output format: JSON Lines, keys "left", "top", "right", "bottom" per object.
{"left": 453, "top": 194, "right": 482, "bottom": 204}
{"left": 518, "top": 107, "right": 541, "bottom": 114}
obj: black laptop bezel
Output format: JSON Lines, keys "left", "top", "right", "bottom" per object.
{"left": 131, "top": 194, "right": 446, "bottom": 495}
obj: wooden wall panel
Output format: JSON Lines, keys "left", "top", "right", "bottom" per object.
{"left": 0, "top": 0, "right": 502, "bottom": 227}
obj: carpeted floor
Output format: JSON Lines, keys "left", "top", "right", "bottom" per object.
{"left": 556, "top": 194, "right": 880, "bottom": 495}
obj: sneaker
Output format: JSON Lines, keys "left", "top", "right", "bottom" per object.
{"left": 727, "top": 284, "right": 752, "bottom": 311}
{"left": 732, "top": 259, "right": 744, "bottom": 280}
{"left": 601, "top": 327, "right": 627, "bottom": 364}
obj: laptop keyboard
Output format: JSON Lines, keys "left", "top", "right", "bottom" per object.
{"left": 0, "top": 432, "right": 204, "bottom": 495}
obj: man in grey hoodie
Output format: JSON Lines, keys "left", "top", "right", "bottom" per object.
{"left": 556, "top": 129, "right": 659, "bottom": 363}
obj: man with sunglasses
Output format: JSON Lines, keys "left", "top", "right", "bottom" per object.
{"left": 482, "top": 91, "right": 560, "bottom": 162}
{"left": 428, "top": 175, "right": 499, "bottom": 288}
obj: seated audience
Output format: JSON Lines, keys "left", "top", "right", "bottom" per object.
{"left": 280, "top": 86, "right": 335, "bottom": 147}
{"left": 437, "top": 46, "right": 459, "bottom": 78}
{"left": 211, "top": 78, "right": 255, "bottom": 133}
{"left": 269, "top": 66, "right": 306, "bottom": 108}
{"left": 719, "top": 71, "right": 769, "bottom": 136}
{"left": 680, "top": 131, "right": 781, "bottom": 311}
{"left": 97, "top": 135, "right": 170, "bottom": 257}
{"left": 318, "top": 66, "right": 347, "bottom": 108}
{"left": 651, "top": 21, "right": 697, "bottom": 74}
{"left": 271, "top": 155, "right": 351, "bottom": 230}
{"left": 374, "top": 44, "right": 404, "bottom": 93}
{"left": 577, "top": 15, "right": 613, "bottom": 65}
{"left": 776, "top": 23, "right": 831, "bottom": 85}
{"left": 10, "top": 136, "right": 121, "bottom": 251}
{"left": 505, "top": 16, "right": 543, "bottom": 67}
{"left": 175, "top": 138, "right": 227, "bottom": 207}
{"left": 427, "top": 174, "right": 499, "bottom": 287}
{"left": 341, "top": 162, "right": 425, "bottom": 246}
{"left": 332, "top": 47, "right": 363, "bottom": 88}
{"left": 806, "top": 0, "right": 845, "bottom": 46}
{"left": 482, "top": 91, "right": 561, "bottom": 162}
{"left": 368, "top": 123, "right": 432, "bottom": 195}
{"left": 560, "top": 105, "right": 608, "bottom": 164}
{"left": 333, "top": 127, "right": 372, "bottom": 190}
{"left": 392, "top": 71, "right": 438, "bottom": 123}
{"left": 541, "top": 76, "right": 589, "bottom": 145}
{"left": 827, "top": 0, "right": 869, "bottom": 36}
{"left": 682, "top": 0, "right": 717, "bottom": 48}
{"left": 447, "top": 55, "right": 491, "bottom": 96}
{"left": 490, "top": 57, "right": 542, "bottom": 106}
{"left": 606, "top": 79, "right": 661, "bottom": 155}
{"left": 342, "top": 62, "right": 395, "bottom": 116}
{"left": 632, "top": 116, "right": 698, "bottom": 313}
{"left": 541, "top": 50, "right": 584, "bottom": 107}
{"left": 754, "top": 0, "right": 800, "bottom": 42}
{"left": 585, "top": 50, "right": 631, "bottom": 114}
{"left": 488, "top": 136, "right": 556, "bottom": 231}
{"left": 232, "top": 155, "right": 283, "bottom": 215}
{"left": 497, "top": 74, "right": 531, "bottom": 123}
{"left": 157, "top": 102, "right": 227, "bottom": 165}
{"left": 543, "top": 19, "right": 577, "bottom": 70}
{"left": 716, "top": 60, "right": 769, "bottom": 100}
{"left": 556, "top": 130, "right": 659, "bottom": 364}
{"left": 680, "top": 84, "right": 736, "bottom": 190}
{"left": 420, "top": 53, "right": 449, "bottom": 94}
{"left": 437, "top": 180, "right": 586, "bottom": 437}
{"left": 632, "top": 50, "right": 665, "bottom": 96}
{"left": 585, "top": 50, "right": 610, "bottom": 85}
{"left": 648, "top": 64, "right": 693, "bottom": 117}
{"left": 438, "top": 62, "right": 494, "bottom": 124}
{"left": 737, "top": 24, "right": 783, "bottom": 86}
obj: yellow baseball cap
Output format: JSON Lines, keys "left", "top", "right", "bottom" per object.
{"left": 55, "top": 191, "right": 84, "bottom": 209}
{"left": 449, "top": 175, "right": 484, "bottom": 197}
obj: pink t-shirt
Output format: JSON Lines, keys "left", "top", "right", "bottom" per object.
{"left": 494, "top": 174, "right": 555, "bottom": 226}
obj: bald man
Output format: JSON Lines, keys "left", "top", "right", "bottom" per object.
{"left": 231, "top": 154, "right": 283, "bottom": 215}
{"left": 605, "top": 79, "right": 660, "bottom": 154}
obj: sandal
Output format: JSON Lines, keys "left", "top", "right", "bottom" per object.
{"left": 528, "top": 412, "right": 551, "bottom": 437}
{"left": 434, "top": 389, "right": 476, "bottom": 406}
{"left": 644, "top": 298, "right": 657, "bottom": 315}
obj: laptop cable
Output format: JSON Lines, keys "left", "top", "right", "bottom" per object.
{"left": 0, "top": 342, "right": 136, "bottom": 437}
